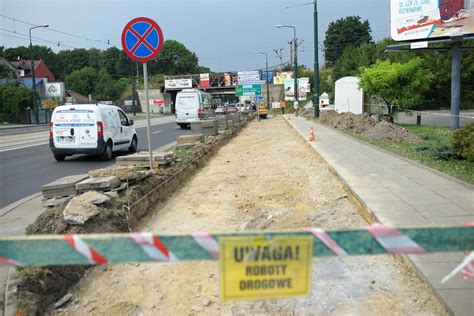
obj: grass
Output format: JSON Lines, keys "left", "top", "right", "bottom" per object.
{"left": 342, "top": 124, "right": 474, "bottom": 184}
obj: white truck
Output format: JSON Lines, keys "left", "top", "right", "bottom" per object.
{"left": 49, "top": 104, "right": 138, "bottom": 161}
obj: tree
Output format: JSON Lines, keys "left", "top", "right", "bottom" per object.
{"left": 359, "top": 58, "right": 433, "bottom": 117}
{"left": 324, "top": 16, "right": 373, "bottom": 67}
{"left": 1, "top": 45, "right": 61, "bottom": 79}
{"left": 0, "top": 82, "right": 33, "bottom": 122}
{"left": 65, "top": 67, "right": 98, "bottom": 96}
{"left": 149, "top": 40, "right": 199, "bottom": 75}
{"left": 57, "top": 49, "right": 90, "bottom": 79}
{"left": 94, "top": 70, "right": 128, "bottom": 101}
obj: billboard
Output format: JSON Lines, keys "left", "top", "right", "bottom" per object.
{"left": 45, "top": 82, "right": 65, "bottom": 98}
{"left": 284, "top": 78, "right": 310, "bottom": 101}
{"left": 390, "top": 0, "right": 474, "bottom": 41}
{"left": 237, "top": 70, "right": 263, "bottom": 84}
{"left": 165, "top": 79, "right": 192, "bottom": 89}
{"left": 261, "top": 70, "right": 274, "bottom": 83}
{"left": 200, "top": 73, "right": 210, "bottom": 87}
{"left": 273, "top": 71, "right": 293, "bottom": 85}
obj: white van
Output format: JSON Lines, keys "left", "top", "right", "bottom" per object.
{"left": 175, "top": 89, "right": 212, "bottom": 128}
{"left": 49, "top": 104, "right": 138, "bottom": 161}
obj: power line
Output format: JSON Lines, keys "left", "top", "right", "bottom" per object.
{"left": 0, "top": 14, "right": 111, "bottom": 46}
{"left": 0, "top": 28, "right": 77, "bottom": 49}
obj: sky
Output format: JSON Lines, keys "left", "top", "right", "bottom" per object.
{"left": 1, "top": 0, "right": 390, "bottom": 73}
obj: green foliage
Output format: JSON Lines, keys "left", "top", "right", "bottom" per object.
{"left": 323, "top": 16, "right": 373, "bottom": 67}
{"left": 359, "top": 58, "right": 433, "bottom": 111}
{"left": 149, "top": 40, "right": 200, "bottom": 75}
{"left": 0, "top": 82, "right": 33, "bottom": 122}
{"left": 65, "top": 67, "right": 98, "bottom": 96}
{"left": 451, "top": 123, "right": 474, "bottom": 162}
{"left": 0, "top": 64, "right": 16, "bottom": 78}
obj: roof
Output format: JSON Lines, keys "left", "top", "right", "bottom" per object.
{"left": 10, "top": 59, "right": 42, "bottom": 71}
{"left": 66, "top": 90, "right": 90, "bottom": 103}
{"left": 335, "top": 76, "right": 360, "bottom": 84}
{"left": 0, "top": 58, "right": 18, "bottom": 75}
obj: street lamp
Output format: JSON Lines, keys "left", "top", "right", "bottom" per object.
{"left": 256, "top": 52, "right": 270, "bottom": 110}
{"left": 277, "top": 24, "right": 298, "bottom": 103}
{"left": 29, "top": 24, "right": 49, "bottom": 124}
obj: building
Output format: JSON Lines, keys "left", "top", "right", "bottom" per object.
{"left": 10, "top": 59, "right": 56, "bottom": 82}
{"left": 0, "top": 58, "right": 18, "bottom": 78}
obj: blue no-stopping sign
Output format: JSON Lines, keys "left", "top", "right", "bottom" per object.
{"left": 121, "top": 17, "right": 164, "bottom": 62}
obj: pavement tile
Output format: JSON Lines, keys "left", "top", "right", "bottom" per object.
{"left": 414, "top": 203, "right": 472, "bottom": 217}
{"left": 436, "top": 289, "right": 474, "bottom": 316}
{"left": 427, "top": 216, "right": 474, "bottom": 225}
{"left": 376, "top": 212, "right": 430, "bottom": 226}
{"left": 408, "top": 253, "right": 465, "bottom": 264}
{"left": 399, "top": 193, "right": 450, "bottom": 205}
{"left": 364, "top": 200, "right": 417, "bottom": 214}
{"left": 450, "top": 199, "right": 474, "bottom": 212}
{"left": 412, "top": 261, "right": 474, "bottom": 290}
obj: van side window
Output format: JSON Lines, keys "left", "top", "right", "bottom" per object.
{"left": 118, "top": 110, "right": 128, "bottom": 126}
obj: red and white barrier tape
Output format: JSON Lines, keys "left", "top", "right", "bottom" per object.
{"left": 0, "top": 256, "right": 23, "bottom": 267}
{"left": 305, "top": 228, "right": 348, "bottom": 257}
{"left": 192, "top": 232, "right": 219, "bottom": 259}
{"left": 130, "top": 232, "right": 177, "bottom": 261}
{"left": 64, "top": 234, "right": 108, "bottom": 265}
{"left": 367, "top": 224, "right": 426, "bottom": 254}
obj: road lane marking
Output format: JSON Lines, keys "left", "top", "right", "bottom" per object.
{"left": 152, "top": 130, "right": 162, "bottom": 134}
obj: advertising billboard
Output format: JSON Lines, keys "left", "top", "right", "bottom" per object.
{"left": 274, "top": 72, "right": 293, "bottom": 85}
{"left": 45, "top": 82, "right": 65, "bottom": 98}
{"left": 200, "top": 73, "right": 210, "bottom": 87}
{"left": 390, "top": 0, "right": 474, "bottom": 41}
{"left": 261, "top": 70, "right": 274, "bottom": 83}
{"left": 284, "top": 78, "right": 310, "bottom": 101}
{"left": 165, "top": 79, "right": 192, "bottom": 89}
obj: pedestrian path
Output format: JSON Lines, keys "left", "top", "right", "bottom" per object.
{"left": 286, "top": 115, "right": 473, "bottom": 316}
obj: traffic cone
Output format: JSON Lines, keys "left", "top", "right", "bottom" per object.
{"left": 308, "top": 127, "right": 315, "bottom": 142}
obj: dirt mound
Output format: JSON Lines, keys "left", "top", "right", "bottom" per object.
{"left": 320, "top": 111, "right": 375, "bottom": 133}
{"left": 362, "top": 120, "right": 422, "bottom": 144}
{"left": 318, "top": 111, "right": 421, "bottom": 144}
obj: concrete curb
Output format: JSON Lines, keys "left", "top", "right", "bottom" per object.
{"left": 283, "top": 116, "right": 455, "bottom": 316}
{"left": 0, "top": 192, "right": 42, "bottom": 217}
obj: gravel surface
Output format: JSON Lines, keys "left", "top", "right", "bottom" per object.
{"left": 58, "top": 117, "right": 447, "bottom": 315}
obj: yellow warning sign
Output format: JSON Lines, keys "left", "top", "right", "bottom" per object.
{"left": 219, "top": 235, "right": 313, "bottom": 301}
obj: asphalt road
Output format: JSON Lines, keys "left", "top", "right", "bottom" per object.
{"left": 0, "top": 121, "right": 189, "bottom": 208}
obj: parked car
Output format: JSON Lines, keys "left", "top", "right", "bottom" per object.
{"left": 215, "top": 106, "right": 227, "bottom": 115}
{"left": 175, "top": 89, "right": 212, "bottom": 128}
{"left": 226, "top": 106, "right": 239, "bottom": 114}
{"left": 50, "top": 103, "right": 137, "bottom": 161}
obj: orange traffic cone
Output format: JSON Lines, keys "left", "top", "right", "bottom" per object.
{"left": 308, "top": 127, "right": 315, "bottom": 142}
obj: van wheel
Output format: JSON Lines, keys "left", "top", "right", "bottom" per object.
{"left": 101, "top": 142, "right": 113, "bottom": 161}
{"left": 128, "top": 136, "right": 138, "bottom": 153}
{"left": 54, "top": 154, "right": 66, "bottom": 162}
{"left": 179, "top": 124, "right": 186, "bottom": 129}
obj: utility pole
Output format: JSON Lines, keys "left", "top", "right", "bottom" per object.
{"left": 131, "top": 61, "right": 137, "bottom": 116}
{"left": 257, "top": 52, "right": 270, "bottom": 110}
{"left": 274, "top": 48, "right": 284, "bottom": 72}
{"left": 288, "top": 41, "right": 293, "bottom": 68}
{"left": 294, "top": 36, "right": 298, "bottom": 102}
{"left": 314, "top": 0, "right": 320, "bottom": 118}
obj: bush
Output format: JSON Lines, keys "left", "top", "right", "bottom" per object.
{"left": 451, "top": 123, "right": 474, "bottom": 161}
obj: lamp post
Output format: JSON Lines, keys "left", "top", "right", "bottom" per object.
{"left": 29, "top": 24, "right": 49, "bottom": 124}
{"left": 256, "top": 52, "right": 270, "bottom": 110}
{"left": 313, "top": 1, "right": 320, "bottom": 118}
{"left": 277, "top": 25, "right": 298, "bottom": 103}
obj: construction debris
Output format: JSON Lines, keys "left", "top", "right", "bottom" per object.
{"left": 116, "top": 151, "right": 177, "bottom": 167}
{"left": 63, "top": 191, "right": 110, "bottom": 225}
{"left": 41, "top": 174, "right": 88, "bottom": 199}
{"left": 191, "top": 119, "right": 218, "bottom": 136}
{"left": 76, "top": 176, "right": 121, "bottom": 193}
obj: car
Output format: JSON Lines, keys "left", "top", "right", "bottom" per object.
{"left": 50, "top": 103, "right": 138, "bottom": 161}
{"left": 226, "top": 106, "right": 239, "bottom": 114}
{"left": 215, "top": 106, "right": 227, "bottom": 115}
{"left": 175, "top": 89, "right": 212, "bottom": 129}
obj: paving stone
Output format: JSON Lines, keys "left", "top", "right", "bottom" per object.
{"left": 176, "top": 134, "right": 203, "bottom": 145}
{"left": 63, "top": 191, "right": 109, "bottom": 224}
{"left": 75, "top": 176, "right": 121, "bottom": 193}
{"left": 41, "top": 174, "right": 89, "bottom": 191}
{"left": 42, "top": 195, "right": 75, "bottom": 208}
{"left": 42, "top": 187, "right": 78, "bottom": 199}
{"left": 414, "top": 203, "right": 471, "bottom": 217}
{"left": 436, "top": 289, "right": 474, "bottom": 316}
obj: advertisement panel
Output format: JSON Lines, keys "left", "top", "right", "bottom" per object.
{"left": 165, "top": 79, "right": 192, "bottom": 89}
{"left": 200, "top": 73, "right": 210, "bottom": 87}
{"left": 390, "top": 0, "right": 474, "bottom": 41}
{"left": 274, "top": 71, "right": 293, "bottom": 85}
{"left": 224, "top": 73, "right": 231, "bottom": 87}
{"left": 284, "top": 78, "right": 310, "bottom": 101}
{"left": 45, "top": 82, "right": 65, "bottom": 98}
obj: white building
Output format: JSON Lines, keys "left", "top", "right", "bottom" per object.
{"left": 334, "top": 76, "right": 370, "bottom": 115}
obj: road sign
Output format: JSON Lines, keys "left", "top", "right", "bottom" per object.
{"left": 235, "top": 84, "right": 262, "bottom": 97}
{"left": 121, "top": 17, "right": 164, "bottom": 63}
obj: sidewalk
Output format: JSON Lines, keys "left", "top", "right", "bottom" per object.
{"left": 286, "top": 115, "right": 473, "bottom": 316}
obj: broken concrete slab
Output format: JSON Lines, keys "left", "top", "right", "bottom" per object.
{"left": 42, "top": 195, "right": 75, "bottom": 208}
{"left": 176, "top": 134, "right": 203, "bottom": 145}
{"left": 63, "top": 191, "right": 109, "bottom": 224}
{"left": 116, "top": 151, "right": 176, "bottom": 167}
{"left": 88, "top": 166, "right": 152, "bottom": 182}
{"left": 41, "top": 174, "right": 88, "bottom": 199}
{"left": 75, "top": 176, "right": 121, "bottom": 193}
